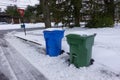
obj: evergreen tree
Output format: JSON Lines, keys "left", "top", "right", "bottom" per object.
{"left": 51, "top": 0, "right": 73, "bottom": 27}
{"left": 24, "top": 6, "right": 36, "bottom": 23}
{"left": 5, "top": 5, "right": 20, "bottom": 17}
{"left": 85, "top": 0, "right": 114, "bottom": 28}
{"left": 5, "top": 5, "right": 20, "bottom": 24}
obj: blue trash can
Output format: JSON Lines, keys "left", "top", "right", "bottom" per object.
{"left": 43, "top": 30, "right": 65, "bottom": 57}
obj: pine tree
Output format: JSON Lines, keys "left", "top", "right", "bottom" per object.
{"left": 85, "top": 0, "right": 115, "bottom": 28}
{"left": 24, "top": 6, "right": 36, "bottom": 23}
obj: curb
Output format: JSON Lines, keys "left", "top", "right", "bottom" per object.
{"left": 16, "top": 36, "right": 42, "bottom": 45}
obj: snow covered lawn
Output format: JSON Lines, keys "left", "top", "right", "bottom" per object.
{"left": 0, "top": 23, "right": 45, "bottom": 30}
{"left": 3, "top": 24, "right": 120, "bottom": 80}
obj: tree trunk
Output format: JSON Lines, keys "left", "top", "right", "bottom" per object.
{"left": 71, "top": 0, "right": 82, "bottom": 27}
{"left": 40, "top": 0, "right": 51, "bottom": 28}
{"left": 74, "top": 6, "right": 80, "bottom": 27}
{"left": 104, "top": 0, "right": 114, "bottom": 21}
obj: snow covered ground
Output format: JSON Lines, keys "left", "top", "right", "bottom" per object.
{"left": 1, "top": 23, "right": 120, "bottom": 80}
{"left": 0, "top": 23, "right": 45, "bottom": 30}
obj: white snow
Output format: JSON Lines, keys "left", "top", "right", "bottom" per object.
{"left": 1, "top": 23, "right": 120, "bottom": 80}
{"left": 44, "top": 28, "right": 63, "bottom": 31}
{"left": 0, "top": 47, "right": 17, "bottom": 80}
{"left": 67, "top": 31, "right": 96, "bottom": 36}
{"left": 0, "top": 23, "right": 45, "bottom": 30}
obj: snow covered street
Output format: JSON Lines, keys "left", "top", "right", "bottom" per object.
{"left": 0, "top": 23, "right": 120, "bottom": 80}
{"left": 1, "top": 0, "right": 120, "bottom": 80}
{"left": 0, "top": 38, "right": 16, "bottom": 80}
{"left": 3, "top": 23, "right": 120, "bottom": 80}
{"left": 0, "top": 27, "right": 47, "bottom": 80}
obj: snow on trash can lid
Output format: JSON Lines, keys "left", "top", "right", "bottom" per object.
{"left": 44, "top": 28, "right": 63, "bottom": 31}
{"left": 68, "top": 31, "right": 95, "bottom": 36}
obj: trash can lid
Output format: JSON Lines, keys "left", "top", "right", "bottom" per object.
{"left": 67, "top": 31, "right": 95, "bottom": 36}
{"left": 44, "top": 28, "right": 63, "bottom": 31}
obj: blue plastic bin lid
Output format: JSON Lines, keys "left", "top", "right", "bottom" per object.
{"left": 43, "top": 28, "right": 65, "bottom": 39}
{"left": 44, "top": 28, "right": 63, "bottom": 31}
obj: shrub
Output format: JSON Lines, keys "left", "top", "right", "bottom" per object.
{"left": 85, "top": 15, "right": 114, "bottom": 28}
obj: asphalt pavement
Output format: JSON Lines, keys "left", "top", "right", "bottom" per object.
{"left": 0, "top": 28, "right": 47, "bottom": 80}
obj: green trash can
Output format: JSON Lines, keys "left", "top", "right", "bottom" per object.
{"left": 66, "top": 33, "right": 96, "bottom": 68}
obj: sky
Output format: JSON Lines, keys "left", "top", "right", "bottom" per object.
{"left": 0, "top": 0, "right": 39, "bottom": 11}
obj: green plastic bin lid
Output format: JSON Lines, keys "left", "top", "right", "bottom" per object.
{"left": 67, "top": 31, "right": 95, "bottom": 36}
{"left": 66, "top": 31, "right": 96, "bottom": 39}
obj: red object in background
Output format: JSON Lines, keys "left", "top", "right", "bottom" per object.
{"left": 17, "top": 9, "right": 25, "bottom": 17}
